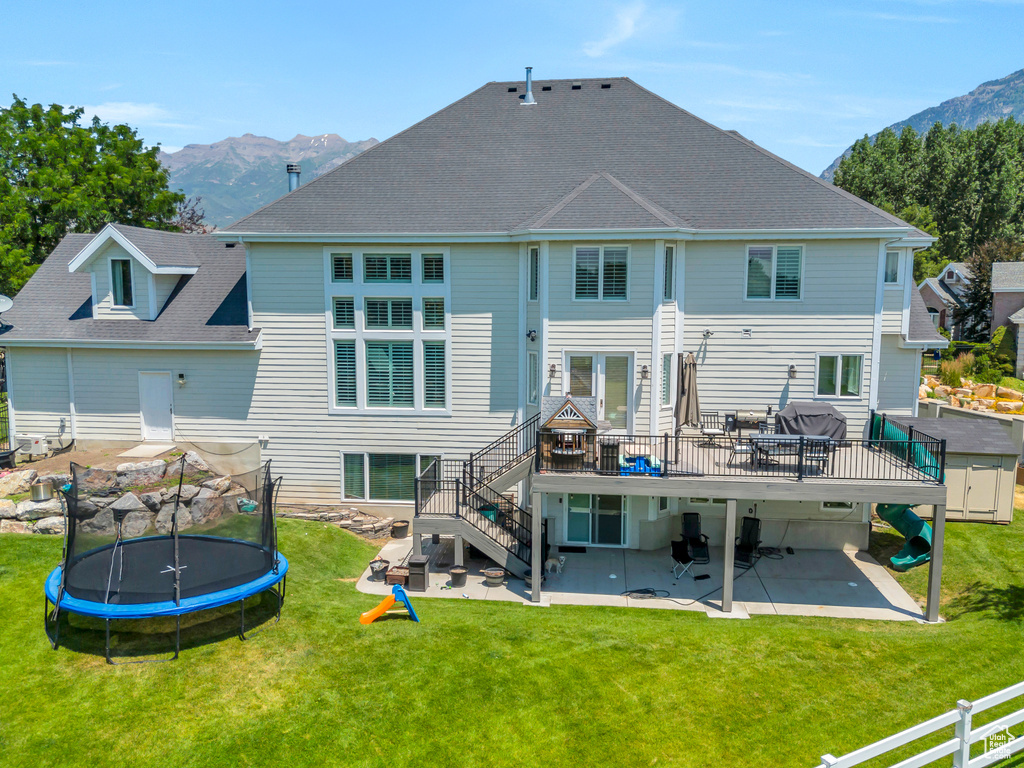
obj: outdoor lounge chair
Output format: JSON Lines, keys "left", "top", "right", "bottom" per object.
{"left": 699, "top": 411, "right": 726, "bottom": 446}
{"left": 682, "top": 512, "right": 710, "bottom": 564}
{"left": 671, "top": 538, "right": 695, "bottom": 579}
{"left": 735, "top": 516, "right": 762, "bottom": 569}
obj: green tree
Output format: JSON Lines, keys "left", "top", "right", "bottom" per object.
{"left": 0, "top": 95, "right": 183, "bottom": 296}
{"left": 954, "top": 239, "right": 1024, "bottom": 340}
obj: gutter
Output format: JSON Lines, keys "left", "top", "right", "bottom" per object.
{"left": 0, "top": 331, "right": 263, "bottom": 351}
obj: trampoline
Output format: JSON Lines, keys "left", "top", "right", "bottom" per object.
{"left": 44, "top": 457, "right": 288, "bottom": 664}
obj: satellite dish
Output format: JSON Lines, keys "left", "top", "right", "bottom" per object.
{"left": 0, "top": 295, "right": 11, "bottom": 314}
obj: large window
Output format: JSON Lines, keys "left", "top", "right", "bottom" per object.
{"left": 664, "top": 245, "right": 674, "bottom": 301}
{"left": 746, "top": 245, "right": 802, "bottom": 300}
{"left": 365, "top": 253, "right": 412, "bottom": 283}
{"left": 574, "top": 246, "right": 628, "bottom": 301}
{"left": 423, "top": 341, "right": 446, "bottom": 408}
{"left": 334, "top": 341, "right": 356, "bottom": 407}
{"left": 817, "top": 354, "right": 863, "bottom": 398}
{"left": 529, "top": 246, "right": 539, "bottom": 301}
{"left": 342, "top": 453, "right": 424, "bottom": 501}
{"left": 111, "top": 258, "right": 134, "bottom": 307}
{"left": 528, "top": 351, "right": 539, "bottom": 405}
{"left": 366, "top": 341, "right": 414, "bottom": 406}
{"left": 884, "top": 251, "right": 900, "bottom": 284}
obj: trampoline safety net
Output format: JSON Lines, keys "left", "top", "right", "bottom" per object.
{"left": 59, "top": 456, "right": 279, "bottom": 605}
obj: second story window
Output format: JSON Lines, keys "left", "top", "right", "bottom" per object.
{"left": 365, "top": 253, "right": 412, "bottom": 283}
{"left": 529, "top": 246, "right": 539, "bottom": 301}
{"left": 884, "top": 251, "right": 900, "bottom": 284}
{"left": 110, "top": 258, "right": 134, "bottom": 307}
{"left": 574, "top": 246, "right": 628, "bottom": 301}
{"left": 664, "top": 245, "right": 674, "bottom": 301}
{"left": 365, "top": 298, "right": 413, "bottom": 329}
{"left": 746, "top": 245, "right": 802, "bottom": 300}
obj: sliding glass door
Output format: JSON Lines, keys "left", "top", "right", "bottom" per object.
{"left": 566, "top": 493, "right": 626, "bottom": 546}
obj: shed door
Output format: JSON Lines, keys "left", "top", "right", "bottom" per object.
{"left": 966, "top": 459, "right": 1001, "bottom": 520}
{"left": 943, "top": 456, "right": 968, "bottom": 515}
{"left": 139, "top": 372, "right": 173, "bottom": 441}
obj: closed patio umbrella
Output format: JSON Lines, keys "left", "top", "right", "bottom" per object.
{"left": 674, "top": 352, "right": 700, "bottom": 432}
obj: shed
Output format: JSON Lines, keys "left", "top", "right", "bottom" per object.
{"left": 884, "top": 415, "right": 1018, "bottom": 523}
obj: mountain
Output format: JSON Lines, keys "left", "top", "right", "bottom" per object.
{"left": 159, "top": 133, "right": 378, "bottom": 227}
{"left": 821, "top": 68, "right": 1024, "bottom": 181}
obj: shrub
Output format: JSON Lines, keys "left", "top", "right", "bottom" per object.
{"left": 940, "top": 353, "right": 974, "bottom": 387}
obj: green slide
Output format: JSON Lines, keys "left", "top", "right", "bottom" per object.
{"left": 876, "top": 504, "right": 933, "bottom": 572}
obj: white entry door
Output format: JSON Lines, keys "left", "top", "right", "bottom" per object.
{"left": 566, "top": 353, "right": 633, "bottom": 433}
{"left": 139, "top": 372, "right": 173, "bottom": 441}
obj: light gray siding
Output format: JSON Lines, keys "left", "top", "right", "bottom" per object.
{"left": 882, "top": 288, "right": 904, "bottom": 333}
{"left": 8, "top": 348, "right": 71, "bottom": 440}
{"left": 92, "top": 241, "right": 153, "bottom": 320}
{"left": 877, "top": 335, "right": 920, "bottom": 415}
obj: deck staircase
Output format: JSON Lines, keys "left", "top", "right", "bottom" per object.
{"left": 415, "top": 415, "right": 540, "bottom": 577}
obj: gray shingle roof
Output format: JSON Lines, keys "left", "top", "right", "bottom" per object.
{"left": 227, "top": 77, "right": 919, "bottom": 235}
{"left": 920, "top": 277, "right": 965, "bottom": 308}
{"left": 907, "top": 288, "right": 948, "bottom": 345}
{"left": 992, "top": 262, "right": 1024, "bottom": 291}
{"left": 0, "top": 226, "right": 258, "bottom": 345}
{"left": 884, "top": 416, "right": 1019, "bottom": 456}
{"left": 1008, "top": 307, "right": 1024, "bottom": 323}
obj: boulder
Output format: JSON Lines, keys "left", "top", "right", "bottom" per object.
{"left": 78, "top": 508, "right": 115, "bottom": 536}
{"left": 77, "top": 467, "right": 118, "bottom": 493}
{"left": 179, "top": 484, "right": 200, "bottom": 502}
{"left": 108, "top": 492, "right": 148, "bottom": 514}
{"left": 116, "top": 460, "right": 167, "bottom": 487}
{"left": 33, "top": 516, "right": 65, "bottom": 535}
{"left": 933, "top": 385, "right": 952, "bottom": 397}
{"left": 37, "top": 473, "right": 71, "bottom": 489}
{"left": 953, "top": 388, "right": 973, "bottom": 397}
{"left": 976, "top": 399, "right": 995, "bottom": 408}
{"left": 0, "top": 499, "right": 16, "bottom": 519}
{"left": 0, "top": 469, "right": 38, "bottom": 497}
{"left": 190, "top": 488, "right": 226, "bottom": 525}
{"left": 974, "top": 383, "right": 997, "bottom": 398}
{"left": 997, "top": 387, "right": 1024, "bottom": 400}
{"left": 164, "top": 452, "right": 210, "bottom": 481}
{"left": 918, "top": 385, "right": 931, "bottom": 399}
{"left": 122, "top": 510, "right": 155, "bottom": 538}
{"left": 184, "top": 451, "right": 210, "bottom": 472}
{"left": 201, "top": 476, "right": 231, "bottom": 494}
{"left": 154, "top": 503, "right": 193, "bottom": 535}
{"left": 0, "top": 519, "right": 30, "bottom": 533}
{"left": 949, "top": 396, "right": 961, "bottom": 408}
{"left": 139, "top": 492, "right": 163, "bottom": 513}
{"left": 996, "top": 401, "right": 1024, "bottom": 413}
{"left": 16, "top": 498, "right": 63, "bottom": 521}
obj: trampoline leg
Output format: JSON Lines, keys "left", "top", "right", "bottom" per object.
{"left": 239, "top": 598, "right": 246, "bottom": 640}
{"left": 239, "top": 586, "right": 285, "bottom": 641}
{"left": 44, "top": 595, "right": 61, "bottom": 651}
{"left": 105, "top": 616, "right": 181, "bottom": 665}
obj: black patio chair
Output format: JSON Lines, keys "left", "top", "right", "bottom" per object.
{"left": 735, "top": 516, "right": 762, "bottom": 569}
{"left": 671, "top": 539, "right": 695, "bottom": 579}
{"left": 802, "top": 437, "right": 832, "bottom": 475}
{"left": 682, "top": 512, "right": 710, "bottom": 564}
{"left": 699, "top": 411, "right": 726, "bottom": 446}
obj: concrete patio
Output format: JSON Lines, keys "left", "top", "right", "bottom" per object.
{"left": 356, "top": 537, "right": 926, "bottom": 622}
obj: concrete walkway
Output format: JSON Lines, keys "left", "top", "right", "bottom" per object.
{"left": 355, "top": 538, "right": 926, "bottom": 622}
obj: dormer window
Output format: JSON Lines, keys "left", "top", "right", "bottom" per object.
{"left": 946, "top": 271, "right": 955, "bottom": 281}
{"left": 111, "top": 258, "right": 134, "bottom": 307}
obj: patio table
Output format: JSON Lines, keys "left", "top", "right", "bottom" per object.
{"left": 749, "top": 433, "right": 832, "bottom": 471}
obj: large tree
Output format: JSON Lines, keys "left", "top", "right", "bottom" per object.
{"left": 0, "top": 95, "right": 183, "bottom": 296}
{"left": 954, "top": 239, "right": 1024, "bottom": 340}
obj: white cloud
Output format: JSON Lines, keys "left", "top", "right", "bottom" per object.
{"left": 79, "top": 101, "right": 193, "bottom": 130}
{"left": 583, "top": 2, "right": 665, "bottom": 58}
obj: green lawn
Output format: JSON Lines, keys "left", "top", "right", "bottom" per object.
{"left": 2, "top": 518, "right": 1024, "bottom": 768}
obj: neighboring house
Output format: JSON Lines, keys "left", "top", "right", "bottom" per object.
{"left": 0, "top": 75, "right": 951, "bottom": 616}
{"left": 918, "top": 261, "right": 973, "bottom": 339}
{"left": 991, "top": 261, "right": 1024, "bottom": 375}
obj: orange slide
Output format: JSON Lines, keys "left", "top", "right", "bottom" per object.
{"left": 359, "top": 595, "right": 396, "bottom": 625}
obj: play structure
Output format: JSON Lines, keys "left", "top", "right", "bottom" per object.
{"left": 876, "top": 503, "right": 933, "bottom": 571}
{"left": 44, "top": 457, "right": 287, "bottom": 664}
{"left": 360, "top": 584, "right": 419, "bottom": 624}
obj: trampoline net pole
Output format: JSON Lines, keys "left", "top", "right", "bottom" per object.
{"left": 173, "top": 454, "right": 185, "bottom": 607}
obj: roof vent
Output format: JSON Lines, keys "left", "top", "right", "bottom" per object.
{"left": 286, "top": 163, "right": 301, "bottom": 192}
{"left": 601, "top": 83, "right": 611, "bottom": 89}
{"left": 225, "top": 242, "right": 236, "bottom": 249}
{"left": 521, "top": 67, "right": 537, "bottom": 106}
{"left": 541, "top": 85, "right": 552, "bottom": 91}
{"left": 508, "top": 86, "right": 518, "bottom": 92}
{"left": 571, "top": 82, "right": 582, "bottom": 90}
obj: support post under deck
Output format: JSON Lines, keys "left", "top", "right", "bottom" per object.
{"left": 926, "top": 503, "right": 946, "bottom": 623}
{"left": 722, "top": 499, "right": 737, "bottom": 613}
{"left": 531, "top": 490, "right": 542, "bottom": 603}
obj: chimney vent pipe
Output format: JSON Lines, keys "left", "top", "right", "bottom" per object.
{"left": 521, "top": 67, "right": 537, "bottom": 106}
{"left": 287, "top": 163, "right": 301, "bottom": 192}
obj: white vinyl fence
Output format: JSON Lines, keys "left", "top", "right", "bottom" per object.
{"left": 816, "top": 680, "right": 1024, "bottom": 768}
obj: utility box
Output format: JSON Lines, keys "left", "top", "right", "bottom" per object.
{"left": 407, "top": 555, "right": 430, "bottom": 592}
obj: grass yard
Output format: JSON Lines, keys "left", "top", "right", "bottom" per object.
{"left": 2, "top": 518, "right": 1024, "bottom": 768}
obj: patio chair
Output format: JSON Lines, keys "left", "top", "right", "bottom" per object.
{"left": 728, "top": 435, "right": 755, "bottom": 467}
{"left": 735, "top": 516, "right": 762, "bottom": 569}
{"left": 671, "top": 538, "right": 695, "bottom": 579}
{"left": 699, "top": 411, "right": 726, "bottom": 446}
{"left": 682, "top": 512, "right": 710, "bottom": 564}
{"left": 802, "top": 437, "right": 832, "bottom": 475}
{"left": 757, "top": 421, "right": 776, "bottom": 434}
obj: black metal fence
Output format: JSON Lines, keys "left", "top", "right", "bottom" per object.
{"left": 0, "top": 398, "right": 9, "bottom": 453}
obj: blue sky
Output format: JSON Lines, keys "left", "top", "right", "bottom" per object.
{"left": 2, "top": 0, "right": 1023, "bottom": 175}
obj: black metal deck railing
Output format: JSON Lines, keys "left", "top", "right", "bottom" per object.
{"left": 467, "top": 413, "right": 540, "bottom": 485}
{"left": 536, "top": 432, "right": 946, "bottom": 484}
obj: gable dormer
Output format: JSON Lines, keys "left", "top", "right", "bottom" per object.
{"left": 67, "top": 224, "right": 198, "bottom": 321}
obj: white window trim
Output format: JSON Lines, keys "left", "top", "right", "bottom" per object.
{"left": 109, "top": 255, "right": 137, "bottom": 310}
{"left": 527, "top": 350, "right": 539, "bottom": 406}
{"left": 743, "top": 244, "right": 803, "bottom": 302}
{"left": 687, "top": 497, "right": 727, "bottom": 506}
{"left": 324, "top": 247, "right": 452, "bottom": 416}
{"left": 572, "top": 244, "right": 631, "bottom": 302}
{"left": 883, "top": 250, "right": 902, "bottom": 286}
{"left": 339, "top": 450, "right": 442, "bottom": 503}
{"left": 821, "top": 501, "right": 856, "bottom": 513}
{"left": 563, "top": 493, "right": 630, "bottom": 548}
{"left": 814, "top": 352, "right": 865, "bottom": 400}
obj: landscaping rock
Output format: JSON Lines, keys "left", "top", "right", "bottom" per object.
{"left": 0, "top": 519, "right": 30, "bottom": 534}
{"left": 108, "top": 492, "right": 148, "bottom": 514}
{"left": 179, "top": 484, "right": 200, "bottom": 502}
{"left": 155, "top": 503, "right": 193, "bottom": 535}
{"left": 116, "top": 460, "right": 167, "bottom": 487}
{"left": 139, "top": 492, "right": 163, "bottom": 513}
{"left": 86, "top": 495, "right": 114, "bottom": 508}
{"left": 122, "top": 510, "right": 155, "bottom": 538}
{"left": 77, "top": 467, "right": 118, "bottom": 493}
{"left": 37, "top": 472, "right": 71, "bottom": 489}
{"left": 16, "top": 498, "right": 63, "bottom": 521}
{"left": 953, "top": 388, "right": 973, "bottom": 397}
{"left": 949, "top": 396, "right": 961, "bottom": 408}
{"left": 0, "top": 469, "right": 38, "bottom": 497}
{"left": 78, "top": 508, "right": 115, "bottom": 536}
{"left": 919, "top": 385, "right": 931, "bottom": 399}
{"left": 975, "top": 383, "right": 997, "bottom": 398}
{"left": 190, "top": 488, "right": 226, "bottom": 525}
{"left": 996, "top": 401, "right": 1024, "bottom": 413}
{"left": 976, "top": 399, "right": 995, "bottom": 408}
{"left": 33, "top": 516, "right": 65, "bottom": 535}
{"left": 0, "top": 499, "right": 17, "bottom": 519}
{"left": 933, "top": 385, "right": 951, "bottom": 397}
{"left": 202, "top": 476, "right": 231, "bottom": 494}
{"left": 184, "top": 451, "right": 210, "bottom": 472}
{"left": 997, "top": 387, "right": 1024, "bottom": 400}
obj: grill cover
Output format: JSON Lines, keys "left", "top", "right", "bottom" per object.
{"left": 775, "top": 402, "right": 847, "bottom": 440}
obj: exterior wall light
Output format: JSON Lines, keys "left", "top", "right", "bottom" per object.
{"left": 640, "top": 364, "right": 650, "bottom": 379}
{"left": 526, "top": 329, "right": 537, "bottom": 342}
{"left": 548, "top": 363, "right": 557, "bottom": 378}
{"left": 177, "top": 373, "right": 187, "bottom": 386}
{"left": 788, "top": 364, "right": 797, "bottom": 379}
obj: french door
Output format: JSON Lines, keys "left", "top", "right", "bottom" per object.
{"left": 566, "top": 493, "right": 626, "bottom": 546}
{"left": 566, "top": 352, "right": 632, "bottom": 433}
